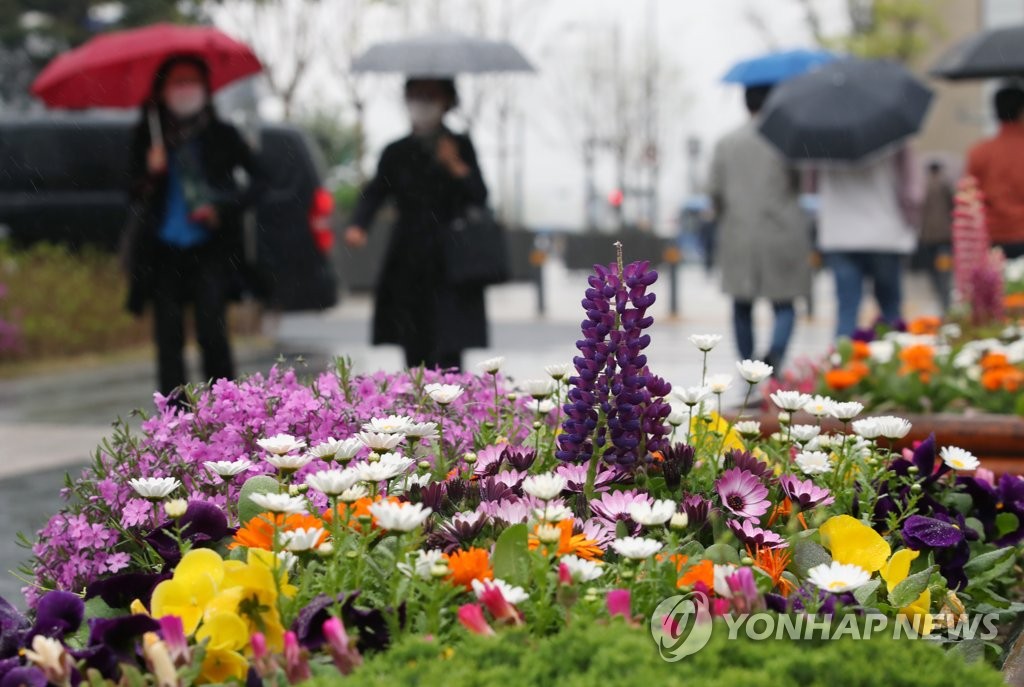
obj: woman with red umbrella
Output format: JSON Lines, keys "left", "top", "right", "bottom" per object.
{"left": 125, "top": 54, "right": 265, "bottom": 398}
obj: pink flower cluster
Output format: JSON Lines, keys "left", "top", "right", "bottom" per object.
{"left": 28, "top": 365, "right": 530, "bottom": 604}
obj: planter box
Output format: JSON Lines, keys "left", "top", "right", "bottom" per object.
{"left": 732, "top": 410, "right": 1024, "bottom": 474}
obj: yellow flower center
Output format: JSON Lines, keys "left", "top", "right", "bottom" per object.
{"left": 827, "top": 580, "right": 847, "bottom": 591}
{"left": 951, "top": 459, "right": 964, "bottom": 468}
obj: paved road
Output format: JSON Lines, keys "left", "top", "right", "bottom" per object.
{"left": 0, "top": 262, "right": 941, "bottom": 607}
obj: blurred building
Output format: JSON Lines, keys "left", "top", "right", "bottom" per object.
{"left": 916, "top": 0, "right": 1024, "bottom": 170}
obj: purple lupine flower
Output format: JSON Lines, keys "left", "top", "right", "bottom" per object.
{"left": 779, "top": 476, "right": 835, "bottom": 510}
{"left": 727, "top": 519, "right": 787, "bottom": 549}
{"left": 557, "top": 259, "right": 668, "bottom": 466}
{"left": 716, "top": 468, "right": 771, "bottom": 519}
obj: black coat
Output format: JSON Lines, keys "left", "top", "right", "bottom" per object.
{"left": 351, "top": 130, "right": 489, "bottom": 354}
{"left": 124, "top": 115, "right": 265, "bottom": 315}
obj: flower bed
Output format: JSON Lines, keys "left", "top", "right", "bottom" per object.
{"left": 774, "top": 317, "right": 1024, "bottom": 416}
{"left": 4, "top": 252, "right": 1024, "bottom": 686}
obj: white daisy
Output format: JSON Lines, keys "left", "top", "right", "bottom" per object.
{"left": 472, "top": 578, "right": 530, "bottom": 604}
{"left": 256, "top": 433, "right": 307, "bottom": 456}
{"left": 367, "top": 501, "right": 432, "bottom": 532}
{"left": 521, "top": 473, "right": 568, "bottom": 500}
{"left": 129, "top": 477, "right": 180, "bottom": 500}
{"left": 794, "top": 451, "right": 832, "bottom": 475}
{"left": 249, "top": 492, "right": 307, "bottom": 515}
{"left": 688, "top": 334, "right": 722, "bottom": 352}
{"left": 807, "top": 561, "right": 871, "bottom": 593}
{"left": 560, "top": 554, "right": 604, "bottom": 582}
{"left": 424, "top": 383, "right": 464, "bottom": 405}
{"left": 610, "top": 536, "right": 663, "bottom": 560}
{"left": 940, "top": 446, "right": 980, "bottom": 471}
{"left": 736, "top": 359, "right": 774, "bottom": 384}
{"left": 627, "top": 499, "right": 676, "bottom": 526}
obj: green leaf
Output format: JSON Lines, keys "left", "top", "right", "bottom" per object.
{"left": 491, "top": 524, "right": 529, "bottom": 587}
{"left": 678, "top": 541, "right": 705, "bottom": 560}
{"left": 996, "top": 513, "right": 1019, "bottom": 538}
{"left": 965, "top": 547, "right": 1017, "bottom": 589}
{"left": 888, "top": 565, "right": 935, "bottom": 608}
{"left": 237, "top": 475, "right": 282, "bottom": 525}
{"left": 853, "top": 579, "right": 881, "bottom": 606}
{"left": 965, "top": 517, "right": 986, "bottom": 543}
{"left": 703, "top": 543, "right": 740, "bottom": 565}
{"left": 949, "top": 638, "right": 986, "bottom": 664}
{"left": 792, "top": 540, "right": 831, "bottom": 577}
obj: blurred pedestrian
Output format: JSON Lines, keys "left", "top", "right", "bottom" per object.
{"left": 966, "top": 85, "right": 1024, "bottom": 259}
{"left": 344, "top": 78, "right": 489, "bottom": 371}
{"left": 919, "top": 161, "right": 955, "bottom": 312}
{"left": 708, "top": 85, "right": 811, "bottom": 370}
{"left": 818, "top": 149, "right": 918, "bottom": 338}
{"left": 125, "top": 55, "right": 264, "bottom": 397}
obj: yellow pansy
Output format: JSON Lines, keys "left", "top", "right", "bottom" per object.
{"left": 196, "top": 611, "right": 249, "bottom": 652}
{"left": 200, "top": 648, "right": 249, "bottom": 684}
{"left": 819, "top": 515, "right": 891, "bottom": 573}
{"left": 151, "top": 549, "right": 226, "bottom": 634}
{"left": 880, "top": 548, "right": 933, "bottom": 636}
{"left": 691, "top": 411, "right": 744, "bottom": 454}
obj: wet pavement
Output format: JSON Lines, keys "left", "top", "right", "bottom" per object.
{"left": 0, "top": 261, "right": 941, "bottom": 607}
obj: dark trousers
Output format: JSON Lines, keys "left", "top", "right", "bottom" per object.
{"left": 153, "top": 245, "right": 235, "bottom": 395}
{"left": 733, "top": 300, "right": 796, "bottom": 367}
{"left": 826, "top": 252, "right": 903, "bottom": 338}
{"left": 403, "top": 345, "right": 462, "bottom": 371}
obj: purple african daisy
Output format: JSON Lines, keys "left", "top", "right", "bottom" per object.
{"left": 555, "top": 463, "right": 617, "bottom": 493}
{"left": 778, "top": 475, "right": 835, "bottom": 510}
{"left": 716, "top": 468, "right": 771, "bottom": 519}
{"left": 727, "top": 519, "right": 787, "bottom": 549}
{"left": 589, "top": 489, "right": 652, "bottom": 524}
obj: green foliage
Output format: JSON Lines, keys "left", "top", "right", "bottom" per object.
{"left": 300, "top": 112, "right": 362, "bottom": 168}
{"left": 0, "top": 242, "right": 149, "bottom": 363}
{"left": 313, "top": 619, "right": 1006, "bottom": 687}
{"left": 829, "top": 0, "right": 946, "bottom": 64}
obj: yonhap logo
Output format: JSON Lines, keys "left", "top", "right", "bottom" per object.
{"left": 650, "top": 591, "right": 714, "bottom": 661}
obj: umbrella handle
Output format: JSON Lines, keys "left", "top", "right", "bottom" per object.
{"left": 147, "top": 107, "right": 164, "bottom": 149}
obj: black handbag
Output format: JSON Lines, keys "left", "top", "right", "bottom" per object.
{"left": 443, "top": 206, "right": 510, "bottom": 287}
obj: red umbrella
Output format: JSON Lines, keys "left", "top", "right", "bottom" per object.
{"left": 31, "top": 23, "right": 262, "bottom": 109}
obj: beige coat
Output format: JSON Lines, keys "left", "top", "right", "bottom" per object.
{"left": 708, "top": 120, "right": 812, "bottom": 301}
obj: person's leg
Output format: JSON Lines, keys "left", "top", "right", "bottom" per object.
{"left": 194, "top": 253, "right": 235, "bottom": 384}
{"left": 732, "top": 300, "right": 755, "bottom": 360}
{"left": 153, "top": 256, "right": 187, "bottom": 396}
{"left": 436, "top": 350, "right": 463, "bottom": 372}
{"left": 869, "top": 252, "right": 904, "bottom": 326}
{"left": 826, "top": 252, "right": 864, "bottom": 339}
{"left": 767, "top": 300, "right": 796, "bottom": 368}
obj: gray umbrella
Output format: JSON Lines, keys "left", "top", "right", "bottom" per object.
{"left": 351, "top": 31, "right": 534, "bottom": 76}
{"left": 931, "top": 24, "right": 1024, "bottom": 80}
{"left": 758, "top": 58, "right": 933, "bottom": 163}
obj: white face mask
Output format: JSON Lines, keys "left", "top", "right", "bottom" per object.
{"left": 407, "top": 99, "right": 445, "bottom": 132}
{"left": 166, "top": 84, "right": 207, "bottom": 119}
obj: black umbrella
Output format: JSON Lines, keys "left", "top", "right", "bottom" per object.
{"left": 931, "top": 24, "right": 1024, "bottom": 80}
{"left": 351, "top": 31, "right": 534, "bottom": 76}
{"left": 758, "top": 58, "right": 933, "bottom": 163}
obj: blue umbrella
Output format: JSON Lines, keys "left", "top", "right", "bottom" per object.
{"left": 722, "top": 49, "right": 836, "bottom": 86}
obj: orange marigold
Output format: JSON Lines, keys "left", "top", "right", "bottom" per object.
{"left": 322, "top": 495, "right": 400, "bottom": 532}
{"left": 677, "top": 558, "right": 714, "bottom": 590}
{"left": 898, "top": 344, "right": 938, "bottom": 381}
{"left": 445, "top": 547, "right": 494, "bottom": 589}
{"left": 1004, "top": 293, "right": 1024, "bottom": 311}
{"left": 528, "top": 520, "right": 604, "bottom": 561}
{"left": 907, "top": 316, "right": 941, "bottom": 336}
{"left": 982, "top": 366, "right": 1024, "bottom": 392}
{"left": 980, "top": 352, "right": 1011, "bottom": 371}
{"left": 825, "top": 368, "right": 861, "bottom": 391}
{"left": 851, "top": 340, "right": 871, "bottom": 361}
{"left": 231, "top": 512, "right": 326, "bottom": 550}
